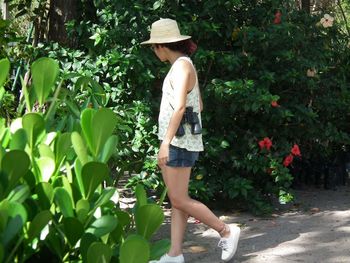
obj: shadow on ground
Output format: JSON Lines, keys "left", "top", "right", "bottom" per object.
{"left": 152, "top": 186, "right": 350, "bottom": 263}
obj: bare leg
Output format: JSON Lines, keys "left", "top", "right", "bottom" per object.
{"left": 170, "top": 208, "right": 189, "bottom": 256}
{"left": 161, "top": 167, "right": 189, "bottom": 256}
{"left": 161, "top": 166, "right": 230, "bottom": 256}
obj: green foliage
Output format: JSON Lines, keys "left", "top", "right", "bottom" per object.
{"left": 0, "top": 58, "right": 10, "bottom": 88}
{"left": 119, "top": 235, "right": 149, "bottom": 263}
{"left": 0, "top": 58, "right": 168, "bottom": 262}
{"left": 193, "top": 1, "right": 350, "bottom": 212}
{"left": 31, "top": 57, "right": 60, "bottom": 106}
{"left": 0, "top": 18, "right": 19, "bottom": 57}
{"left": 0, "top": 57, "right": 15, "bottom": 121}
{"left": 4, "top": 0, "right": 350, "bottom": 215}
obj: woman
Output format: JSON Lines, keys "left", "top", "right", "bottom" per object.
{"left": 141, "top": 18, "right": 240, "bottom": 263}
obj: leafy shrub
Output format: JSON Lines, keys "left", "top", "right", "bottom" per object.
{"left": 0, "top": 57, "right": 169, "bottom": 262}
{"left": 194, "top": 2, "right": 350, "bottom": 211}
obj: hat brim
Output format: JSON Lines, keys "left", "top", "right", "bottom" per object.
{"left": 141, "top": 35, "right": 191, "bottom": 45}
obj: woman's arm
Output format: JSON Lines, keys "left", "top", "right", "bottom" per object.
{"left": 158, "top": 60, "right": 194, "bottom": 166}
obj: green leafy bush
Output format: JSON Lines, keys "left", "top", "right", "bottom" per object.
{"left": 193, "top": 2, "right": 350, "bottom": 211}
{"left": 0, "top": 58, "right": 169, "bottom": 262}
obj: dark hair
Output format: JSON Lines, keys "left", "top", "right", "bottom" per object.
{"left": 157, "top": 39, "right": 197, "bottom": 56}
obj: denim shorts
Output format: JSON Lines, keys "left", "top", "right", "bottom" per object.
{"left": 166, "top": 144, "right": 199, "bottom": 167}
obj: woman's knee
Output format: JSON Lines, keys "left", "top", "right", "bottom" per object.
{"left": 168, "top": 194, "right": 188, "bottom": 210}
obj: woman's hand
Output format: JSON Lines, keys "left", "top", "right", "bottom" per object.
{"left": 158, "top": 142, "right": 170, "bottom": 167}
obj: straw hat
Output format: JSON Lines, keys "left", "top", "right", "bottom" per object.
{"left": 141, "top": 18, "right": 191, "bottom": 45}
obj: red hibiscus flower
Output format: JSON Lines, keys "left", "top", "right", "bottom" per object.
{"left": 283, "top": 154, "right": 294, "bottom": 167}
{"left": 274, "top": 10, "right": 282, "bottom": 24}
{"left": 271, "top": 101, "right": 280, "bottom": 107}
{"left": 258, "top": 140, "right": 265, "bottom": 149}
{"left": 259, "top": 137, "right": 273, "bottom": 151}
{"left": 291, "top": 144, "right": 301, "bottom": 156}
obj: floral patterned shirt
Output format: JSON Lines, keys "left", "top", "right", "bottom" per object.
{"left": 158, "top": 56, "right": 204, "bottom": 152}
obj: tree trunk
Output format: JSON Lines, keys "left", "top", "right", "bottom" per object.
{"left": 301, "top": 0, "right": 311, "bottom": 13}
{"left": 1, "top": 2, "right": 10, "bottom": 19}
{"left": 48, "top": 0, "right": 78, "bottom": 46}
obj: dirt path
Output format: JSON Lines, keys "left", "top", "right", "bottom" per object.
{"left": 153, "top": 186, "right": 350, "bottom": 263}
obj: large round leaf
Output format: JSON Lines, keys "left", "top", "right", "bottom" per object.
{"left": 74, "top": 158, "right": 84, "bottom": 197}
{"left": 119, "top": 235, "right": 150, "bottom": 263}
{"left": 1, "top": 150, "right": 30, "bottom": 195}
{"left": 61, "top": 176, "right": 73, "bottom": 198}
{"left": 110, "top": 211, "right": 131, "bottom": 244}
{"left": 23, "top": 170, "right": 36, "bottom": 190}
{"left": 63, "top": 217, "right": 84, "bottom": 247}
{"left": 46, "top": 228, "right": 64, "bottom": 258}
{"left": 71, "top": 131, "right": 88, "bottom": 165}
{"left": 36, "top": 182, "right": 54, "bottom": 210}
{"left": 116, "top": 211, "right": 131, "bottom": 227}
{"left": 87, "top": 242, "right": 112, "bottom": 263}
{"left": 86, "top": 215, "right": 117, "bottom": 237}
{"left": 81, "top": 108, "right": 117, "bottom": 158}
{"left": 80, "top": 233, "right": 98, "bottom": 263}
{"left": 54, "top": 132, "right": 72, "bottom": 166}
{"left": 31, "top": 57, "right": 59, "bottom": 106}
{"left": 92, "top": 108, "right": 117, "bottom": 157}
{"left": 81, "top": 162, "right": 109, "bottom": 200}
{"left": 150, "top": 239, "right": 171, "bottom": 261}
{"left": 135, "top": 204, "right": 164, "bottom": 240}
{"left": 76, "top": 198, "right": 90, "bottom": 223}
{"left": 54, "top": 187, "right": 74, "bottom": 218}
{"left": 100, "top": 135, "right": 118, "bottom": 163}
{"left": 80, "top": 109, "right": 95, "bottom": 156}
{"left": 135, "top": 184, "right": 147, "bottom": 207}
{"left": 7, "top": 185, "right": 30, "bottom": 203}
{"left": 0, "top": 127, "right": 10, "bottom": 148}
{"left": 22, "top": 113, "right": 45, "bottom": 149}
{"left": 94, "top": 187, "right": 116, "bottom": 209}
{"left": 0, "top": 200, "right": 27, "bottom": 246}
{"left": 27, "top": 210, "right": 52, "bottom": 242}
{"left": 9, "top": 128, "right": 27, "bottom": 150}
{"left": 37, "top": 157, "right": 55, "bottom": 182}
{"left": 0, "top": 58, "right": 10, "bottom": 87}
{"left": 39, "top": 144, "right": 55, "bottom": 160}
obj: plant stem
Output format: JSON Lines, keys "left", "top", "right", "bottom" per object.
{"left": 62, "top": 252, "right": 70, "bottom": 262}
{"left": 158, "top": 187, "right": 168, "bottom": 206}
{"left": 5, "top": 236, "right": 24, "bottom": 263}
{"left": 22, "top": 81, "right": 31, "bottom": 113}
{"left": 45, "top": 79, "right": 64, "bottom": 122}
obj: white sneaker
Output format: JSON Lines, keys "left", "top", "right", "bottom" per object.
{"left": 149, "top": 253, "right": 185, "bottom": 263}
{"left": 218, "top": 224, "right": 240, "bottom": 262}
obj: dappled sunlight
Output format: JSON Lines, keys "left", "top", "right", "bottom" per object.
{"left": 336, "top": 226, "right": 350, "bottom": 233}
{"left": 238, "top": 198, "right": 350, "bottom": 262}
{"left": 150, "top": 188, "right": 350, "bottom": 262}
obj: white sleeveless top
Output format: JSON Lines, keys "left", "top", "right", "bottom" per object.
{"left": 158, "top": 56, "right": 204, "bottom": 152}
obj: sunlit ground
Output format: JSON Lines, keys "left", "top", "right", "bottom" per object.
{"left": 154, "top": 186, "right": 350, "bottom": 263}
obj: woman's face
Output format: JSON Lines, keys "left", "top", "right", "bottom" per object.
{"left": 151, "top": 44, "right": 167, "bottom": 62}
